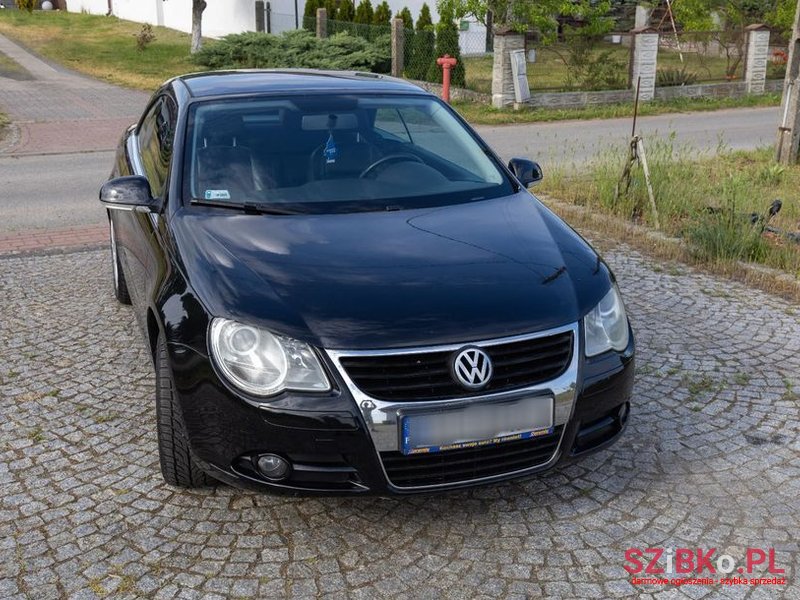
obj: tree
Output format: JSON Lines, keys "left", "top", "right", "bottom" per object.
{"left": 406, "top": 3, "right": 435, "bottom": 80}
{"left": 338, "top": 0, "right": 356, "bottom": 21}
{"left": 304, "top": 0, "right": 322, "bottom": 30}
{"left": 354, "top": 0, "right": 374, "bottom": 24}
{"left": 427, "top": 4, "right": 466, "bottom": 85}
{"left": 397, "top": 6, "right": 414, "bottom": 29}
{"left": 373, "top": 1, "right": 392, "bottom": 25}
{"left": 324, "top": 0, "right": 339, "bottom": 20}
{"left": 670, "top": 0, "right": 788, "bottom": 78}
{"left": 190, "top": 0, "right": 207, "bottom": 54}
{"left": 417, "top": 3, "right": 434, "bottom": 30}
{"left": 436, "top": 0, "right": 613, "bottom": 38}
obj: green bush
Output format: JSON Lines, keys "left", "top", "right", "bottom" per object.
{"left": 192, "top": 30, "right": 391, "bottom": 74}
{"left": 561, "top": 34, "right": 627, "bottom": 91}
{"left": 17, "top": 0, "right": 36, "bottom": 12}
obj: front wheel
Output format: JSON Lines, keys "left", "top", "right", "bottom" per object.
{"left": 155, "top": 334, "right": 213, "bottom": 488}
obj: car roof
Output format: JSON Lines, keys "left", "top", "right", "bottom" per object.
{"left": 176, "top": 69, "right": 429, "bottom": 98}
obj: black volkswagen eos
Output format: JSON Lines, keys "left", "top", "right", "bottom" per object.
{"left": 100, "top": 70, "right": 634, "bottom": 494}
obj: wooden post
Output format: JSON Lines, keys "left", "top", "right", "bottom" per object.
{"left": 316, "top": 8, "right": 327, "bottom": 39}
{"left": 391, "top": 18, "right": 404, "bottom": 78}
{"left": 776, "top": 0, "right": 800, "bottom": 164}
{"left": 255, "top": 1, "right": 265, "bottom": 33}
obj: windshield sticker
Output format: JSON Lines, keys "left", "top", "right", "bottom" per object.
{"left": 205, "top": 190, "right": 231, "bottom": 200}
{"left": 323, "top": 133, "right": 338, "bottom": 164}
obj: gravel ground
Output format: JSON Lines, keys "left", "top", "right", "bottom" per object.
{"left": 1, "top": 245, "right": 799, "bottom": 599}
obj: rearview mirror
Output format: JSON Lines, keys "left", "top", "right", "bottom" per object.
{"left": 508, "top": 158, "right": 543, "bottom": 187}
{"left": 99, "top": 176, "right": 160, "bottom": 211}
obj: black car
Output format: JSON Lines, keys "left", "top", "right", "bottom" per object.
{"left": 100, "top": 70, "right": 634, "bottom": 494}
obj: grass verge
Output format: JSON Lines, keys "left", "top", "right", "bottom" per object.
{"left": 0, "top": 10, "right": 196, "bottom": 91}
{"left": 537, "top": 146, "right": 800, "bottom": 296}
{"left": 453, "top": 93, "right": 782, "bottom": 125}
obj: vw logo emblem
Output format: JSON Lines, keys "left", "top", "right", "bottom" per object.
{"left": 452, "top": 347, "right": 493, "bottom": 390}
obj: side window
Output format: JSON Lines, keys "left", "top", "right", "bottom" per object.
{"left": 137, "top": 96, "right": 177, "bottom": 197}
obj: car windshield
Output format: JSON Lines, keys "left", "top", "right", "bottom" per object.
{"left": 182, "top": 94, "right": 513, "bottom": 213}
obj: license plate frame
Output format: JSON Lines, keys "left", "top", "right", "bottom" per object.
{"left": 399, "top": 395, "right": 554, "bottom": 456}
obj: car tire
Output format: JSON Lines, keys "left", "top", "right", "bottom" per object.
{"left": 155, "top": 334, "right": 213, "bottom": 488}
{"left": 109, "top": 217, "right": 131, "bottom": 305}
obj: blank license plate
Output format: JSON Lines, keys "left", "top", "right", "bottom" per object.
{"left": 400, "top": 396, "right": 554, "bottom": 455}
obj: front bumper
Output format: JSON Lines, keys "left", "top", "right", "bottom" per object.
{"left": 167, "top": 326, "right": 634, "bottom": 495}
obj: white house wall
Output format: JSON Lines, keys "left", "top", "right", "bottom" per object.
{"left": 66, "top": 0, "right": 485, "bottom": 53}
{"left": 66, "top": 0, "right": 108, "bottom": 14}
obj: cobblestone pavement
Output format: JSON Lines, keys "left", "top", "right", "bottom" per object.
{"left": 1, "top": 242, "right": 799, "bottom": 600}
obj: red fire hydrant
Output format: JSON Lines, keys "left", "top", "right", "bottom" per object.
{"left": 437, "top": 54, "right": 458, "bottom": 103}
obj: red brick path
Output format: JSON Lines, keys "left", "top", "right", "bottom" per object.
{"left": 0, "top": 223, "right": 108, "bottom": 255}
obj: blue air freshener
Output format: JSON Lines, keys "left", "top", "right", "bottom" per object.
{"left": 323, "top": 133, "right": 338, "bottom": 164}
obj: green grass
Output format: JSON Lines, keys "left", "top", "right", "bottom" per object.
{"left": 452, "top": 92, "right": 781, "bottom": 125}
{"left": 0, "top": 10, "right": 197, "bottom": 91}
{"left": 539, "top": 146, "right": 800, "bottom": 278}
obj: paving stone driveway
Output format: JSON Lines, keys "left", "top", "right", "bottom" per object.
{"left": 1, "top": 242, "right": 799, "bottom": 600}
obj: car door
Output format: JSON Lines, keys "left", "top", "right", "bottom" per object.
{"left": 115, "top": 94, "right": 178, "bottom": 324}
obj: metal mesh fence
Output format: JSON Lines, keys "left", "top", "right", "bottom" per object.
{"left": 462, "top": 33, "right": 634, "bottom": 94}
{"left": 657, "top": 31, "right": 743, "bottom": 86}
{"left": 266, "top": 12, "right": 300, "bottom": 35}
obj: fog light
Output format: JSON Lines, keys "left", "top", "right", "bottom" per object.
{"left": 618, "top": 402, "right": 630, "bottom": 423}
{"left": 257, "top": 454, "right": 291, "bottom": 481}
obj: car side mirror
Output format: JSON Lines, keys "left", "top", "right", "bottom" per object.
{"left": 508, "top": 158, "right": 543, "bottom": 187}
{"left": 99, "top": 176, "right": 160, "bottom": 211}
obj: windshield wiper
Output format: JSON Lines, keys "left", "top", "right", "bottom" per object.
{"left": 190, "top": 199, "right": 301, "bottom": 215}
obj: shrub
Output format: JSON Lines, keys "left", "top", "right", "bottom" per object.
{"left": 135, "top": 24, "right": 156, "bottom": 52}
{"left": 17, "top": 0, "right": 36, "bottom": 12}
{"left": 656, "top": 67, "right": 698, "bottom": 87}
{"left": 561, "top": 34, "right": 627, "bottom": 91}
{"left": 192, "top": 30, "right": 391, "bottom": 74}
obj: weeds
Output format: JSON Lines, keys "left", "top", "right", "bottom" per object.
{"left": 540, "top": 146, "right": 800, "bottom": 278}
{"left": 135, "top": 23, "right": 156, "bottom": 52}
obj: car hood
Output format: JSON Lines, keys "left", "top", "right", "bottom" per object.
{"left": 172, "top": 192, "right": 612, "bottom": 350}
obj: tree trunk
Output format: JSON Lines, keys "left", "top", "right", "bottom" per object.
{"left": 191, "top": 0, "right": 207, "bottom": 54}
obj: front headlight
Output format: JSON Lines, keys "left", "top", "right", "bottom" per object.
{"left": 209, "top": 318, "right": 330, "bottom": 397}
{"left": 583, "top": 285, "right": 629, "bottom": 357}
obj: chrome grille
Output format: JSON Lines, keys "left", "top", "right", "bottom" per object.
{"left": 338, "top": 331, "right": 573, "bottom": 401}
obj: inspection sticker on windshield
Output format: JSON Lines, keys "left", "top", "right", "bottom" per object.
{"left": 205, "top": 190, "right": 231, "bottom": 200}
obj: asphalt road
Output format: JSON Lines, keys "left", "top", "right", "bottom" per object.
{"left": 1, "top": 151, "right": 112, "bottom": 232}
{"left": 476, "top": 106, "right": 781, "bottom": 167}
{"left": 1, "top": 106, "right": 781, "bottom": 233}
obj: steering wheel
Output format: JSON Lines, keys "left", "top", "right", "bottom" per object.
{"left": 359, "top": 153, "right": 424, "bottom": 179}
